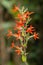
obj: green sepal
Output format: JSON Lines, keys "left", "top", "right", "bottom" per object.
{"left": 23, "top": 44, "right": 27, "bottom": 47}
{"left": 22, "top": 55, "right": 27, "bottom": 62}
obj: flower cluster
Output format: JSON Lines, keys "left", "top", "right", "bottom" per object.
{"left": 7, "top": 5, "right": 39, "bottom": 63}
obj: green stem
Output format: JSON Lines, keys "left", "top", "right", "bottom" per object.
{"left": 25, "top": 61, "right": 29, "bottom": 65}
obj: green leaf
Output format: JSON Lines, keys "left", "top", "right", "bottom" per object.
{"left": 22, "top": 55, "right": 27, "bottom": 62}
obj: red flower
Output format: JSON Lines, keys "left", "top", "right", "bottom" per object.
{"left": 12, "top": 5, "right": 19, "bottom": 12}
{"left": 24, "top": 11, "right": 34, "bottom": 18}
{"left": 15, "top": 49, "right": 21, "bottom": 55}
{"left": 14, "top": 20, "right": 24, "bottom": 30}
{"left": 18, "top": 14, "right": 22, "bottom": 20}
{"left": 11, "top": 41, "right": 15, "bottom": 48}
{"left": 25, "top": 11, "right": 34, "bottom": 15}
{"left": 24, "top": 11, "right": 29, "bottom": 18}
{"left": 15, "top": 45, "right": 21, "bottom": 55}
{"left": 13, "top": 30, "right": 21, "bottom": 39}
{"left": 16, "top": 21, "right": 24, "bottom": 27}
{"left": 33, "top": 32, "right": 39, "bottom": 40}
{"left": 14, "top": 21, "right": 24, "bottom": 30}
{"left": 7, "top": 30, "right": 13, "bottom": 38}
{"left": 26, "top": 25, "right": 35, "bottom": 34}
{"left": 17, "top": 14, "right": 26, "bottom": 21}
{"left": 15, "top": 46, "right": 20, "bottom": 49}
{"left": 17, "top": 11, "right": 34, "bottom": 21}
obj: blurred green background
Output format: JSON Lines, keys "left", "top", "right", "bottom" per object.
{"left": 0, "top": 0, "right": 43, "bottom": 65}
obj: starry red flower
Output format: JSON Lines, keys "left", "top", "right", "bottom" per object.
{"left": 17, "top": 14, "right": 26, "bottom": 21}
{"left": 15, "top": 49, "right": 21, "bottom": 55}
{"left": 12, "top": 5, "right": 19, "bottom": 12}
{"left": 24, "top": 11, "right": 29, "bottom": 18}
{"left": 16, "top": 21, "right": 24, "bottom": 27}
{"left": 24, "top": 11, "right": 34, "bottom": 18}
{"left": 18, "top": 14, "right": 22, "bottom": 20}
{"left": 33, "top": 32, "right": 39, "bottom": 40}
{"left": 15, "top": 20, "right": 24, "bottom": 30}
{"left": 11, "top": 41, "right": 15, "bottom": 48}
{"left": 17, "top": 11, "right": 34, "bottom": 21}
{"left": 15, "top": 45, "right": 21, "bottom": 55}
{"left": 14, "top": 20, "right": 24, "bottom": 30}
{"left": 13, "top": 30, "right": 21, "bottom": 40}
{"left": 26, "top": 25, "right": 35, "bottom": 34}
{"left": 7, "top": 30, "right": 13, "bottom": 38}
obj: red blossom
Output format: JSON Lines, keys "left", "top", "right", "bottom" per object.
{"left": 14, "top": 21, "right": 24, "bottom": 30}
{"left": 12, "top": 5, "right": 19, "bottom": 12}
{"left": 17, "top": 11, "right": 34, "bottom": 21}
{"left": 18, "top": 14, "right": 22, "bottom": 20}
{"left": 15, "top": 46, "right": 21, "bottom": 55}
{"left": 13, "top": 30, "right": 21, "bottom": 40}
{"left": 14, "top": 20, "right": 24, "bottom": 30}
{"left": 26, "top": 25, "right": 35, "bottom": 34}
{"left": 24, "top": 11, "right": 34, "bottom": 18}
{"left": 16, "top": 21, "right": 24, "bottom": 27}
{"left": 33, "top": 32, "right": 39, "bottom": 40}
{"left": 17, "top": 14, "right": 26, "bottom": 21}
{"left": 14, "top": 26, "right": 22, "bottom": 30}
{"left": 7, "top": 30, "right": 13, "bottom": 38}
{"left": 15, "top": 49, "right": 21, "bottom": 55}
{"left": 15, "top": 46, "right": 20, "bottom": 49}
{"left": 11, "top": 41, "right": 15, "bottom": 48}
{"left": 25, "top": 11, "right": 34, "bottom": 15}
{"left": 24, "top": 11, "right": 29, "bottom": 18}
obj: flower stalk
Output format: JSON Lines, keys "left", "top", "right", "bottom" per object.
{"left": 7, "top": 5, "right": 39, "bottom": 65}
